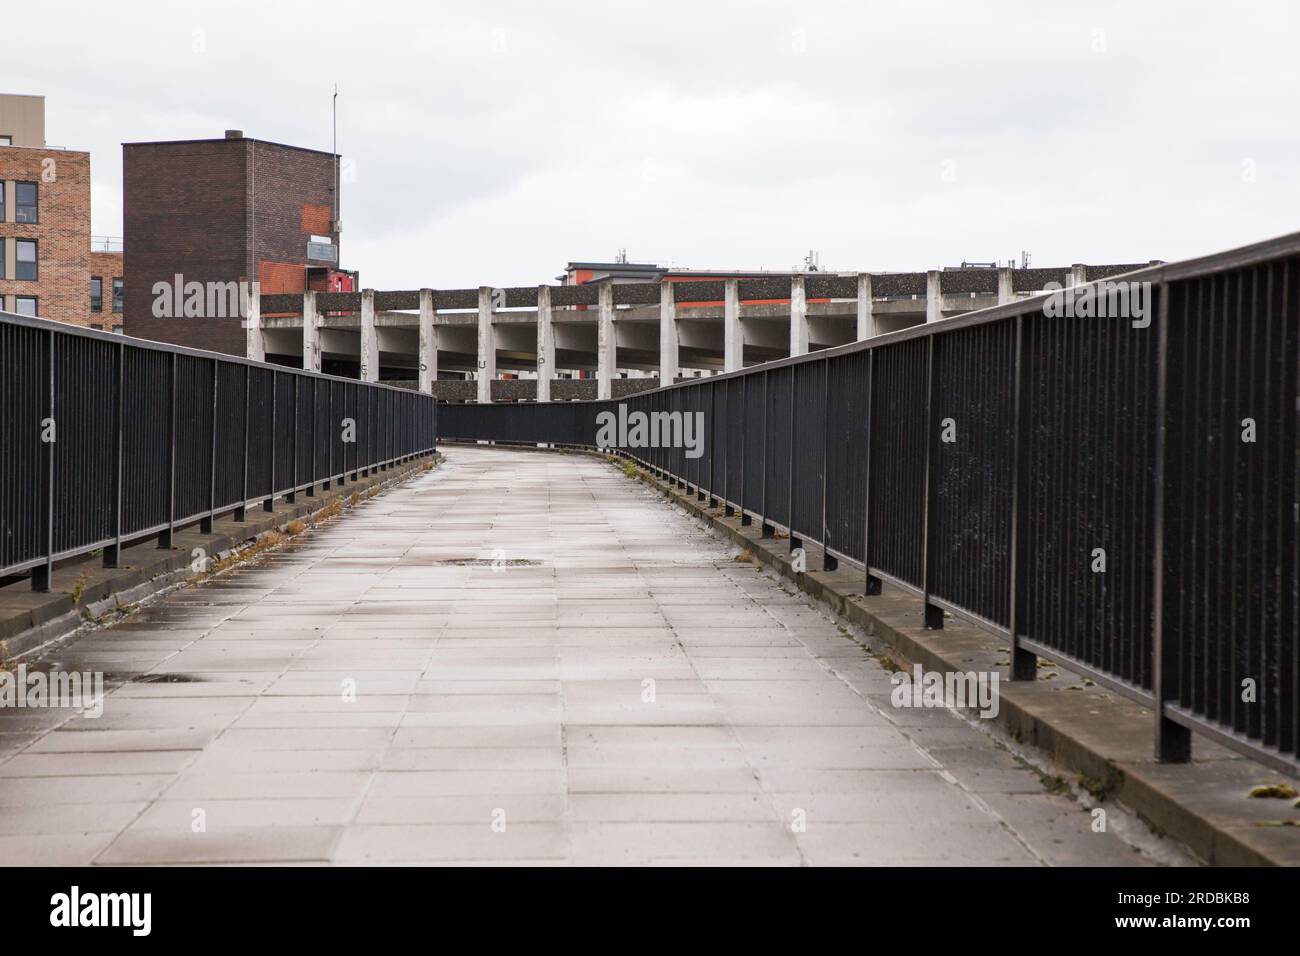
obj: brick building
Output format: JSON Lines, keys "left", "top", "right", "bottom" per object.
{"left": 0, "top": 94, "right": 122, "bottom": 329}
{"left": 123, "top": 130, "right": 342, "bottom": 355}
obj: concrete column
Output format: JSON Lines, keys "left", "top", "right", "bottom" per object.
{"left": 659, "top": 280, "right": 678, "bottom": 386}
{"left": 597, "top": 283, "right": 615, "bottom": 400}
{"left": 724, "top": 278, "right": 742, "bottom": 372}
{"left": 477, "top": 287, "right": 496, "bottom": 404}
{"left": 926, "top": 270, "right": 942, "bottom": 323}
{"left": 1069, "top": 263, "right": 1087, "bottom": 288}
{"left": 789, "top": 277, "right": 808, "bottom": 356}
{"left": 997, "top": 267, "right": 1014, "bottom": 306}
{"left": 245, "top": 289, "right": 264, "bottom": 362}
{"left": 536, "top": 285, "right": 555, "bottom": 403}
{"left": 360, "top": 289, "right": 379, "bottom": 382}
{"left": 418, "top": 289, "right": 436, "bottom": 395}
{"left": 302, "top": 290, "right": 321, "bottom": 372}
{"left": 856, "top": 273, "right": 875, "bottom": 340}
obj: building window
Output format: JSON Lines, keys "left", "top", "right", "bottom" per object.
{"left": 111, "top": 324, "right": 123, "bottom": 334}
{"left": 15, "top": 296, "right": 37, "bottom": 317}
{"left": 15, "top": 239, "right": 36, "bottom": 280}
{"left": 16, "top": 182, "right": 37, "bottom": 223}
{"left": 91, "top": 277, "right": 103, "bottom": 311}
{"left": 0, "top": 185, "right": 5, "bottom": 221}
{"left": 89, "top": 323, "right": 103, "bottom": 331}
{"left": 112, "top": 278, "right": 123, "bottom": 312}
{"left": 0, "top": 135, "right": 11, "bottom": 146}
{"left": 0, "top": 238, "right": 4, "bottom": 278}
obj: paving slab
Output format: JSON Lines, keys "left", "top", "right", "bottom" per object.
{"left": 0, "top": 445, "right": 1169, "bottom": 866}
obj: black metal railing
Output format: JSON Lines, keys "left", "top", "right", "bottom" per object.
{"left": 1, "top": 313, "right": 437, "bottom": 590}
{"left": 438, "top": 230, "right": 1300, "bottom": 776}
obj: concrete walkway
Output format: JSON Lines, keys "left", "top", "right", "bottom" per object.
{"left": 0, "top": 445, "right": 1157, "bottom": 865}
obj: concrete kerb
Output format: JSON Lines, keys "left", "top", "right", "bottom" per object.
{"left": 0, "top": 453, "right": 443, "bottom": 662}
{"left": 436, "top": 441, "right": 1300, "bottom": 867}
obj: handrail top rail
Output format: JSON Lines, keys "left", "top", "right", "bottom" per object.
{"left": 0, "top": 310, "right": 427, "bottom": 396}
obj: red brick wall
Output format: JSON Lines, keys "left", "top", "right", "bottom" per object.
{"left": 87, "top": 250, "right": 123, "bottom": 329}
{"left": 0, "top": 147, "right": 91, "bottom": 327}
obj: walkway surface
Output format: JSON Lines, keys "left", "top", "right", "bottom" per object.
{"left": 0, "top": 445, "right": 1157, "bottom": 865}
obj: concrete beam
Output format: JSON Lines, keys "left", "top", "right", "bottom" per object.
{"left": 302, "top": 290, "right": 321, "bottom": 372}
{"left": 856, "top": 273, "right": 875, "bottom": 340}
{"left": 659, "top": 280, "right": 678, "bottom": 386}
{"left": 477, "top": 287, "right": 496, "bottom": 403}
{"left": 724, "top": 279, "right": 743, "bottom": 372}
{"left": 537, "top": 284, "right": 554, "bottom": 403}
{"left": 926, "top": 271, "right": 942, "bottom": 323}
{"left": 997, "top": 267, "right": 1014, "bottom": 306}
{"left": 597, "top": 283, "right": 615, "bottom": 400}
{"left": 246, "top": 291, "right": 264, "bottom": 362}
{"left": 360, "top": 289, "right": 379, "bottom": 381}
{"left": 789, "top": 277, "right": 808, "bottom": 356}
{"left": 418, "top": 289, "right": 436, "bottom": 394}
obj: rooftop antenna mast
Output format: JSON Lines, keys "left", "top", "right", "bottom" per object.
{"left": 332, "top": 84, "right": 340, "bottom": 233}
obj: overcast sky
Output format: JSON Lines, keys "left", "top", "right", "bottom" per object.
{"left": 12, "top": 0, "right": 1300, "bottom": 288}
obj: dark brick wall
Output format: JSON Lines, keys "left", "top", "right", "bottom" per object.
{"left": 123, "top": 137, "right": 337, "bottom": 355}
{"left": 124, "top": 140, "right": 249, "bottom": 353}
{"left": 251, "top": 140, "right": 338, "bottom": 287}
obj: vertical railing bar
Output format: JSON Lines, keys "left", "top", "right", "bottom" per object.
{"left": 202, "top": 357, "right": 218, "bottom": 534}
{"left": 264, "top": 369, "right": 276, "bottom": 513}
{"left": 787, "top": 366, "right": 800, "bottom": 553}
{"left": 1154, "top": 281, "right": 1192, "bottom": 762}
{"left": 761, "top": 369, "right": 772, "bottom": 537}
{"left": 162, "top": 351, "right": 177, "bottom": 548}
{"left": 105, "top": 340, "right": 125, "bottom": 567}
{"left": 289, "top": 374, "right": 298, "bottom": 503}
{"left": 922, "top": 335, "right": 943, "bottom": 629}
{"left": 34, "top": 328, "right": 56, "bottom": 590}
{"left": 236, "top": 364, "right": 249, "bottom": 520}
{"left": 863, "top": 349, "right": 881, "bottom": 594}
{"left": 1009, "top": 312, "right": 1035, "bottom": 678}
{"left": 820, "top": 359, "right": 837, "bottom": 571}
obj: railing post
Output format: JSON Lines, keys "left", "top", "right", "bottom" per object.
{"left": 264, "top": 370, "right": 276, "bottom": 512}
{"left": 33, "top": 329, "right": 55, "bottom": 591}
{"left": 1009, "top": 313, "right": 1035, "bottom": 679}
{"left": 1152, "top": 283, "right": 1192, "bottom": 762}
{"left": 104, "top": 340, "right": 125, "bottom": 568}
{"left": 307, "top": 377, "right": 317, "bottom": 496}
{"left": 701, "top": 384, "right": 711, "bottom": 502}
{"left": 862, "top": 349, "right": 881, "bottom": 595}
{"left": 288, "top": 374, "right": 298, "bottom": 502}
{"left": 740, "top": 374, "right": 752, "bottom": 526}
{"left": 787, "top": 365, "right": 801, "bottom": 554}
{"left": 323, "top": 380, "right": 333, "bottom": 490}
{"left": 821, "top": 359, "right": 837, "bottom": 571}
{"left": 922, "top": 336, "right": 944, "bottom": 629}
{"left": 724, "top": 380, "right": 736, "bottom": 517}
{"left": 236, "top": 365, "right": 249, "bottom": 520}
{"left": 761, "top": 369, "right": 774, "bottom": 539}
{"left": 160, "top": 352, "right": 177, "bottom": 549}
{"left": 201, "top": 357, "right": 218, "bottom": 534}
